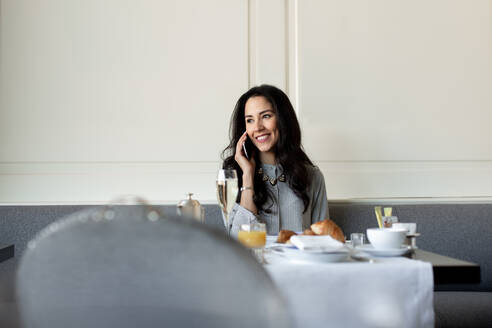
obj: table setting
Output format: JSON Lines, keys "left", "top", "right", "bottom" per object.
{"left": 153, "top": 168, "right": 436, "bottom": 327}
{"left": 176, "top": 184, "right": 434, "bottom": 327}
{"left": 209, "top": 167, "right": 434, "bottom": 327}
{"left": 257, "top": 230, "right": 434, "bottom": 328}
{"left": 232, "top": 219, "right": 434, "bottom": 328}
{"left": 234, "top": 213, "right": 423, "bottom": 265}
{"left": 263, "top": 247, "right": 434, "bottom": 328}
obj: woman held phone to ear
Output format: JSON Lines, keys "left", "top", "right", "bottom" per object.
{"left": 221, "top": 84, "right": 329, "bottom": 236}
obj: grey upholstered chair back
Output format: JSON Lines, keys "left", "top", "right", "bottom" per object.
{"left": 16, "top": 206, "right": 290, "bottom": 328}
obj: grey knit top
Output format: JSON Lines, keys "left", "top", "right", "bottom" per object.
{"left": 226, "top": 163, "right": 329, "bottom": 236}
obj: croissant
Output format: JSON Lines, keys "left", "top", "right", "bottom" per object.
{"left": 310, "top": 219, "right": 345, "bottom": 243}
{"left": 276, "top": 230, "right": 297, "bottom": 243}
{"left": 302, "top": 228, "right": 316, "bottom": 236}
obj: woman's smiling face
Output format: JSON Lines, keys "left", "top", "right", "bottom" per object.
{"left": 244, "top": 96, "right": 279, "bottom": 155}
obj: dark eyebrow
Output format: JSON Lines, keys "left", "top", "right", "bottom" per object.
{"left": 245, "top": 109, "right": 274, "bottom": 118}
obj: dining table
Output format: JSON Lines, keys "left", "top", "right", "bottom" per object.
{"left": 263, "top": 236, "right": 435, "bottom": 328}
{"left": 0, "top": 235, "right": 482, "bottom": 328}
{"left": 0, "top": 245, "right": 14, "bottom": 263}
{"left": 409, "top": 249, "right": 481, "bottom": 285}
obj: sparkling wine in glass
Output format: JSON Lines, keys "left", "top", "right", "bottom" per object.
{"left": 216, "top": 169, "right": 239, "bottom": 232}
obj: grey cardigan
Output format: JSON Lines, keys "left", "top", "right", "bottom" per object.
{"left": 225, "top": 164, "right": 329, "bottom": 236}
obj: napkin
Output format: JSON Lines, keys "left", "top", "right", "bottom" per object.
{"left": 290, "top": 235, "right": 347, "bottom": 252}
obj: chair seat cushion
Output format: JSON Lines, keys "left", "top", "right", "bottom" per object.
{"left": 434, "top": 292, "right": 492, "bottom": 327}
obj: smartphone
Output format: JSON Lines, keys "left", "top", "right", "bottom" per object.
{"left": 242, "top": 137, "right": 254, "bottom": 160}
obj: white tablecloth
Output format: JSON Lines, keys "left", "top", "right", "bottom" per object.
{"left": 264, "top": 238, "right": 434, "bottom": 328}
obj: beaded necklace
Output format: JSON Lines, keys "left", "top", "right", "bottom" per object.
{"left": 257, "top": 167, "right": 286, "bottom": 186}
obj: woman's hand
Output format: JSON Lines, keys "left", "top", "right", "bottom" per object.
{"left": 235, "top": 132, "right": 258, "bottom": 215}
{"left": 234, "top": 131, "right": 256, "bottom": 177}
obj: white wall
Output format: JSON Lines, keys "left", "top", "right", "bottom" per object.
{"left": 0, "top": 0, "right": 247, "bottom": 204}
{"left": 1, "top": 0, "right": 492, "bottom": 204}
{"left": 296, "top": 0, "right": 492, "bottom": 200}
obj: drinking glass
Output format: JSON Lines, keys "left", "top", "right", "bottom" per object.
{"left": 216, "top": 169, "right": 239, "bottom": 232}
{"left": 238, "top": 223, "right": 267, "bottom": 263}
{"left": 350, "top": 233, "right": 365, "bottom": 248}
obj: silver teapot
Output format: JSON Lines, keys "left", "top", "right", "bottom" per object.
{"left": 177, "top": 193, "right": 204, "bottom": 223}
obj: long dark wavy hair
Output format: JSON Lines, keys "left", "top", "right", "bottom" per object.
{"left": 221, "top": 84, "right": 314, "bottom": 212}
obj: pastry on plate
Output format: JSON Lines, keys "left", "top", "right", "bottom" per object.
{"left": 310, "top": 219, "right": 345, "bottom": 243}
{"left": 302, "top": 228, "right": 316, "bottom": 236}
{"left": 276, "top": 230, "right": 297, "bottom": 243}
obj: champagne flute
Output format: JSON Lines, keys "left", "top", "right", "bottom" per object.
{"left": 216, "top": 169, "right": 239, "bottom": 233}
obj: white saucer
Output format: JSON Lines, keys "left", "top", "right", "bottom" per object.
{"left": 355, "top": 244, "right": 411, "bottom": 257}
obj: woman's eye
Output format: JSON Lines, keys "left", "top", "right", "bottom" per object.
{"left": 263, "top": 114, "right": 271, "bottom": 119}
{"left": 246, "top": 119, "right": 253, "bottom": 124}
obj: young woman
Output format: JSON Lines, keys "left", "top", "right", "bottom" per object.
{"left": 222, "top": 84, "right": 329, "bottom": 236}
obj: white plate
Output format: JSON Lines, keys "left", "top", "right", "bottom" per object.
{"left": 265, "top": 242, "right": 295, "bottom": 249}
{"left": 270, "top": 246, "right": 349, "bottom": 263}
{"left": 265, "top": 233, "right": 303, "bottom": 248}
{"left": 355, "top": 244, "right": 411, "bottom": 257}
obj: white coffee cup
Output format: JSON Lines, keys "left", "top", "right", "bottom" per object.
{"left": 392, "top": 223, "right": 417, "bottom": 235}
{"left": 366, "top": 228, "right": 407, "bottom": 250}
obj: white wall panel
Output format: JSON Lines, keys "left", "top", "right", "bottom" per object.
{"left": 294, "top": 0, "right": 492, "bottom": 199}
{"left": 1, "top": 0, "right": 247, "bottom": 162}
{"left": 0, "top": 0, "right": 248, "bottom": 203}
{"left": 298, "top": 0, "right": 492, "bottom": 161}
{"left": 249, "top": 0, "right": 287, "bottom": 90}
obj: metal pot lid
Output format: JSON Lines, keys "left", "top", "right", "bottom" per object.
{"left": 177, "top": 193, "right": 201, "bottom": 208}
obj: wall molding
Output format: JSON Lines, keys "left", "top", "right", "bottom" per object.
{"left": 286, "top": 0, "right": 299, "bottom": 113}
{"left": 317, "top": 160, "right": 492, "bottom": 199}
{"left": 248, "top": 0, "right": 299, "bottom": 108}
{"left": 1, "top": 160, "right": 491, "bottom": 204}
{"left": 0, "top": 162, "right": 221, "bottom": 204}
{"left": 248, "top": 0, "right": 287, "bottom": 90}
{"left": 328, "top": 197, "right": 492, "bottom": 205}
{"left": 248, "top": 0, "right": 257, "bottom": 87}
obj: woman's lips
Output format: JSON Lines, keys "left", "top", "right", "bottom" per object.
{"left": 255, "top": 134, "right": 270, "bottom": 143}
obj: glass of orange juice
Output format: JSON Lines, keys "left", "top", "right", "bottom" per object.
{"left": 238, "top": 223, "right": 266, "bottom": 263}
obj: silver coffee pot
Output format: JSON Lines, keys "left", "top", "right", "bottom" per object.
{"left": 177, "top": 193, "right": 204, "bottom": 223}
